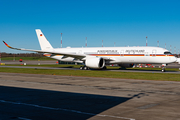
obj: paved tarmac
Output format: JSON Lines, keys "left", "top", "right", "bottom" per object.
{"left": 0, "top": 73, "right": 180, "bottom": 120}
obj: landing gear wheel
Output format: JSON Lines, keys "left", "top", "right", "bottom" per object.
{"left": 161, "top": 64, "right": 167, "bottom": 72}
{"left": 102, "top": 66, "right": 107, "bottom": 70}
{"left": 80, "top": 66, "right": 89, "bottom": 70}
{"left": 80, "top": 66, "right": 83, "bottom": 70}
{"left": 84, "top": 66, "right": 88, "bottom": 70}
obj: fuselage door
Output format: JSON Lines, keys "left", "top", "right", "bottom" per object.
{"left": 145, "top": 52, "right": 150, "bottom": 56}
{"left": 120, "top": 50, "right": 124, "bottom": 57}
{"left": 152, "top": 49, "right": 156, "bottom": 57}
{"left": 78, "top": 50, "right": 82, "bottom": 54}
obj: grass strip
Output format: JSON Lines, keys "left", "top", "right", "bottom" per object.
{"left": 0, "top": 67, "right": 180, "bottom": 81}
{"left": 4, "top": 64, "right": 180, "bottom": 71}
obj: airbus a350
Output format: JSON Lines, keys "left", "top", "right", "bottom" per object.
{"left": 3, "top": 29, "right": 177, "bottom": 72}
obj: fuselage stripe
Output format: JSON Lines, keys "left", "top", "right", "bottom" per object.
{"left": 44, "top": 54, "right": 174, "bottom": 57}
{"left": 89, "top": 54, "right": 174, "bottom": 57}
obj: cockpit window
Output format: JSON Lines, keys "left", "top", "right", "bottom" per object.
{"left": 164, "top": 51, "right": 172, "bottom": 55}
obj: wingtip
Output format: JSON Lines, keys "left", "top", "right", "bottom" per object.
{"left": 3, "top": 41, "right": 11, "bottom": 48}
{"left": 35, "top": 29, "right": 41, "bottom": 31}
{"left": 3, "top": 41, "right": 7, "bottom": 45}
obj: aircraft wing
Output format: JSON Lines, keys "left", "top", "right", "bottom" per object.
{"left": 3, "top": 41, "right": 115, "bottom": 61}
{"left": 3, "top": 41, "right": 86, "bottom": 59}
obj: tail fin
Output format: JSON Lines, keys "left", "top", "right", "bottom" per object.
{"left": 35, "top": 29, "right": 53, "bottom": 50}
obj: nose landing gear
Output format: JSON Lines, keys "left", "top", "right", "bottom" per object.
{"left": 161, "top": 64, "right": 167, "bottom": 72}
{"left": 161, "top": 67, "right": 166, "bottom": 72}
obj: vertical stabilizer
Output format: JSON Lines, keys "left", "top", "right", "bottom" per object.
{"left": 35, "top": 29, "right": 53, "bottom": 50}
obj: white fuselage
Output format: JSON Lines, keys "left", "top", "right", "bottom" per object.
{"left": 47, "top": 46, "right": 176, "bottom": 64}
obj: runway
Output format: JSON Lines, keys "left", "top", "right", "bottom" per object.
{"left": 0, "top": 73, "right": 180, "bottom": 120}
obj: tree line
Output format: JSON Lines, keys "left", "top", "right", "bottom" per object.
{"left": 0, "top": 53, "right": 43, "bottom": 58}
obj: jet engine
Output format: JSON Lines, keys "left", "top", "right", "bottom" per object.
{"left": 118, "top": 63, "right": 134, "bottom": 68}
{"left": 85, "top": 57, "right": 105, "bottom": 69}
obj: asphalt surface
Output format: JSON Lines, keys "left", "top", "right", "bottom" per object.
{"left": 0, "top": 73, "right": 180, "bottom": 120}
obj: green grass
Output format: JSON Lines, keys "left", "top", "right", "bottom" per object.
{"left": 4, "top": 64, "right": 180, "bottom": 71}
{"left": 0, "top": 67, "right": 180, "bottom": 81}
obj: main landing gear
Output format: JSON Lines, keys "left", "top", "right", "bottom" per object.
{"left": 79, "top": 66, "right": 89, "bottom": 70}
{"left": 79, "top": 66, "right": 107, "bottom": 70}
{"left": 161, "top": 67, "right": 166, "bottom": 72}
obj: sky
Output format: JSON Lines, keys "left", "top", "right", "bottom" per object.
{"left": 0, "top": 0, "right": 180, "bottom": 53}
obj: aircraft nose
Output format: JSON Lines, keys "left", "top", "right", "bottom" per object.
{"left": 172, "top": 56, "right": 177, "bottom": 62}
{"left": 176, "top": 58, "right": 180, "bottom": 64}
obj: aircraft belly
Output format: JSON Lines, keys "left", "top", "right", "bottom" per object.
{"left": 121, "top": 56, "right": 146, "bottom": 63}
{"left": 144, "top": 56, "right": 171, "bottom": 64}
{"left": 110, "top": 56, "right": 145, "bottom": 64}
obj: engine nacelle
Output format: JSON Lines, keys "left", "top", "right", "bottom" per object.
{"left": 119, "top": 63, "right": 134, "bottom": 68}
{"left": 85, "top": 57, "right": 105, "bottom": 69}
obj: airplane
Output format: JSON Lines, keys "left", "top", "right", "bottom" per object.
{"left": 3, "top": 29, "right": 177, "bottom": 72}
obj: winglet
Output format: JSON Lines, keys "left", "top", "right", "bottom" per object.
{"left": 3, "top": 41, "right": 12, "bottom": 48}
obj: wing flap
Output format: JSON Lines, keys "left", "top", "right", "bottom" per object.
{"left": 3, "top": 41, "right": 115, "bottom": 61}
